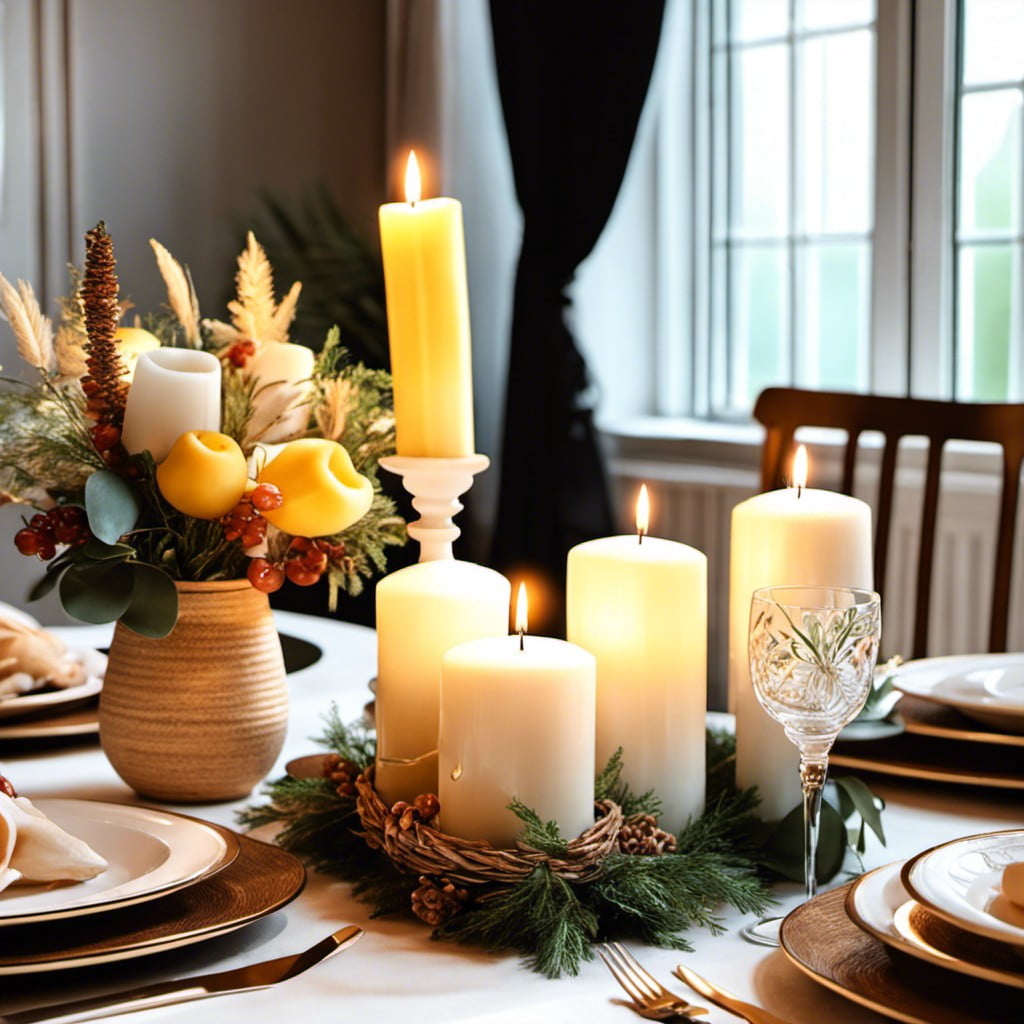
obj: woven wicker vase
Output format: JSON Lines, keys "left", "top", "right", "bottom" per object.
{"left": 99, "top": 579, "right": 288, "bottom": 803}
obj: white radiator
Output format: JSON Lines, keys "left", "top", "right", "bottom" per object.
{"left": 605, "top": 423, "right": 1024, "bottom": 710}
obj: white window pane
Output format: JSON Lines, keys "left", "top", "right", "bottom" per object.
{"left": 800, "top": 30, "right": 875, "bottom": 233}
{"left": 710, "top": 245, "right": 729, "bottom": 411}
{"left": 712, "top": 50, "right": 729, "bottom": 239}
{"left": 730, "top": 246, "right": 789, "bottom": 409}
{"left": 963, "top": 0, "right": 1024, "bottom": 87}
{"left": 800, "top": 0, "right": 874, "bottom": 32}
{"left": 956, "top": 244, "right": 1020, "bottom": 400}
{"left": 798, "top": 243, "right": 870, "bottom": 391}
{"left": 730, "top": 0, "right": 788, "bottom": 43}
{"left": 958, "top": 90, "right": 1022, "bottom": 235}
{"left": 733, "top": 45, "right": 790, "bottom": 235}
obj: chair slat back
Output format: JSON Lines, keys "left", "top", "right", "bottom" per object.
{"left": 753, "top": 387, "right": 1024, "bottom": 659}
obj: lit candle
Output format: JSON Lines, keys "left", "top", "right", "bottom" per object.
{"left": 729, "top": 445, "right": 873, "bottom": 820}
{"left": 566, "top": 485, "right": 707, "bottom": 833}
{"left": 374, "top": 559, "right": 510, "bottom": 804}
{"left": 121, "top": 348, "right": 221, "bottom": 462}
{"left": 438, "top": 584, "right": 596, "bottom": 847}
{"left": 378, "top": 151, "right": 474, "bottom": 457}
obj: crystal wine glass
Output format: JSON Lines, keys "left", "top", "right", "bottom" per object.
{"left": 743, "top": 584, "right": 881, "bottom": 946}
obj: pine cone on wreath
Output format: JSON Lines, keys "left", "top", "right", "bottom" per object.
{"left": 322, "top": 754, "right": 360, "bottom": 798}
{"left": 618, "top": 813, "right": 677, "bottom": 856}
{"left": 411, "top": 874, "right": 469, "bottom": 927}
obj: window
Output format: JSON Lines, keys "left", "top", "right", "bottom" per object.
{"left": 656, "top": 0, "right": 1024, "bottom": 421}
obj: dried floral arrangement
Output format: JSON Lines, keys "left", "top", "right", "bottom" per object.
{"left": 0, "top": 223, "right": 405, "bottom": 637}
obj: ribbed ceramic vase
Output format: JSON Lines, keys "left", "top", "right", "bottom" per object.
{"left": 99, "top": 579, "right": 288, "bottom": 802}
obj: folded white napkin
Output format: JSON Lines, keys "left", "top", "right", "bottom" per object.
{"left": 0, "top": 602, "right": 106, "bottom": 700}
{"left": 0, "top": 792, "right": 108, "bottom": 893}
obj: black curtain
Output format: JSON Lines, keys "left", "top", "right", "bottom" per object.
{"left": 489, "top": 1, "right": 666, "bottom": 633}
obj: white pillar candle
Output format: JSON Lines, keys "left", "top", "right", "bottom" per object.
{"left": 439, "top": 628, "right": 596, "bottom": 848}
{"left": 245, "top": 339, "right": 316, "bottom": 443}
{"left": 730, "top": 452, "right": 872, "bottom": 821}
{"left": 375, "top": 560, "right": 510, "bottom": 805}
{"left": 121, "top": 348, "right": 221, "bottom": 462}
{"left": 567, "top": 495, "right": 707, "bottom": 834}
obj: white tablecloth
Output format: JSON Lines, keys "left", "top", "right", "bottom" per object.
{"left": 3, "top": 610, "right": 1022, "bottom": 1023}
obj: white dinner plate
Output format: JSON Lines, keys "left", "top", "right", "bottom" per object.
{"left": 0, "top": 672, "right": 102, "bottom": 721}
{"left": 894, "top": 653, "right": 1024, "bottom": 732}
{"left": 902, "top": 830, "right": 1024, "bottom": 947}
{"left": 0, "top": 799, "right": 238, "bottom": 925}
{"left": 848, "top": 860, "right": 1024, "bottom": 989}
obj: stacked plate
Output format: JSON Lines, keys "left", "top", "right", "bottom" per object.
{"left": 832, "top": 653, "right": 1024, "bottom": 789}
{"left": 779, "top": 830, "right": 1024, "bottom": 1023}
{"left": 0, "top": 799, "right": 305, "bottom": 973}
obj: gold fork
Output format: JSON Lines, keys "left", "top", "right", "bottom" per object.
{"left": 598, "top": 942, "right": 710, "bottom": 1021}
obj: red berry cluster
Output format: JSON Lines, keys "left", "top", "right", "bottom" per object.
{"left": 247, "top": 537, "right": 347, "bottom": 594}
{"left": 221, "top": 484, "right": 283, "bottom": 550}
{"left": 14, "top": 506, "right": 90, "bottom": 561}
{"left": 224, "top": 339, "right": 256, "bottom": 368}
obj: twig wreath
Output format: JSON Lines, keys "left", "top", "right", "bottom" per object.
{"left": 242, "top": 707, "right": 884, "bottom": 977}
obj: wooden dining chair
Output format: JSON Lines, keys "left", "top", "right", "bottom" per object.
{"left": 753, "top": 387, "right": 1024, "bottom": 659}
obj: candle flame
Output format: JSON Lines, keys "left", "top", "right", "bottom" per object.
{"left": 793, "top": 444, "right": 809, "bottom": 497}
{"left": 636, "top": 484, "right": 650, "bottom": 543}
{"left": 405, "top": 151, "right": 422, "bottom": 205}
{"left": 515, "top": 582, "right": 528, "bottom": 646}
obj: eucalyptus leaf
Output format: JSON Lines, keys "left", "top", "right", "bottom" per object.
{"left": 83, "top": 538, "right": 136, "bottom": 562}
{"left": 27, "top": 567, "right": 64, "bottom": 602}
{"left": 59, "top": 561, "right": 134, "bottom": 624}
{"left": 834, "top": 775, "right": 886, "bottom": 846}
{"left": 119, "top": 564, "right": 179, "bottom": 638}
{"left": 758, "top": 799, "right": 846, "bottom": 884}
{"left": 84, "top": 470, "right": 142, "bottom": 544}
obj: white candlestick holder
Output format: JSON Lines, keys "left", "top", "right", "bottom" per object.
{"left": 379, "top": 454, "right": 489, "bottom": 562}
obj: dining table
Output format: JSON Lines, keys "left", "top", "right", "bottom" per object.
{"left": 3, "top": 608, "right": 1023, "bottom": 1024}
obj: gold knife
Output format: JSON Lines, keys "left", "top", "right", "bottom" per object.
{"left": 674, "top": 966, "right": 795, "bottom": 1024}
{"left": 2, "top": 925, "right": 363, "bottom": 1024}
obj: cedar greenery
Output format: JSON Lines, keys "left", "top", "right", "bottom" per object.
{"left": 241, "top": 708, "right": 775, "bottom": 978}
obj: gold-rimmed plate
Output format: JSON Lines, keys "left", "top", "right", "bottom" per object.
{"left": 780, "top": 884, "right": 1022, "bottom": 1023}
{"left": 0, "top": 829, "right": 304, "bottom": 973}
{"left": 847, "top": 861, "right": 1024, "bottom": 990}
{"left": 900, "top": 695, "right": 1024, "bottom": 747}
{"left": 0, "top": 800, "right": 239, "bottom": 926}
{"left": 902, "top": 830, "right": 1024, "bottom": 947}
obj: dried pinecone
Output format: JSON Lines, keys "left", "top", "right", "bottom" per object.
{"left": 411, "top": 874, "right": 469, "bottom": 927}
{"left": 384, "top": 793, "right": 441, "bottom": 839}
{"left": 618, "top": 813, "right": 677, "bottom": 856}
{"left": 322, "top": 754, "right": 360, "bottom": 798}
{"left": 81, "top": 222, "right": 128, "bottom": 425}
{"left": 0, "top": 775, "right": 16, "bottom": 798}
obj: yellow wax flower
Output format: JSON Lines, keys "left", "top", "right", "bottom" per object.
{"left": 156, "top": 431, "right": 248, "bottom": 519}
{"left": 257, "top": 438, "right": 373, "bottom": 537}
{"left": 114, "top": 326, "right": 161, "bottom": 382}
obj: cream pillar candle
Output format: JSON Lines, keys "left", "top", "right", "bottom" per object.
{"left": 438, "top": 591, "right": 596, "bottom": 847}
{"left": 121, "top": 348, "right": 221, "bottom": 462}
{"left": 245, "top": 339, "right": 316, "bottom": 442}
{"left": 378, "top": 152, "right": 474, "bottom": 457}
{"left": 567, "top": 487, "right": 707, "bottom": 834}
{"left": 730, "top": 448, "right": 873, "bottom": 820}
{"left": 375, "top": 559, "right": 510, "bottom": 804}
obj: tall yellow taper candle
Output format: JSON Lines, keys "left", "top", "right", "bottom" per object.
{"left": 378, "top": 151, "right": 474, "bottom": 457}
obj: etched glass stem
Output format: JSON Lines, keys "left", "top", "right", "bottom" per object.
{"left": 800, "top": 755, "right": 828, "bottom": 900}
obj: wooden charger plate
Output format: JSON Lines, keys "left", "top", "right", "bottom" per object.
{"left": 0, "top": 826, "right": 305, "bottom": 973}
{"left": 780, "top": 884, "right": 1022, "bottom": 1023}
{"left": 899, "top": 695, "right": 1024, "bottom": 748}
{"left": 831, "top": 730, "right": 1024, "bottom": 789}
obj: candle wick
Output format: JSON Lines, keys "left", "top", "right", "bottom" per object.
{"left": 518, "top": 629, "right": 524, "bottom": 652}
{"left": 797, "top": 484, "right": 803, "bottom": 499}
{"left": 638, "top": 530, "right": 645, "bottom": 546}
